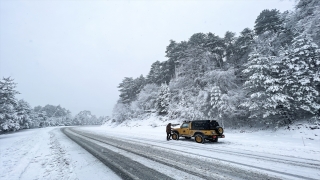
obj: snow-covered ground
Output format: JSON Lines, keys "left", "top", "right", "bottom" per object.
{"left": 98, "top": 116, "right": 318, "bottom": 154}
{"left": 87, "top": 116, "right": 320, "bottom": 179}
{"left": 97, "top": 118, "right": 320, "bottom": 161}
{"left": 1, "top": 116, "right": 319, "bottom": 180}
{"left": 0, "top": 127, "right": 120, "bottom": 180}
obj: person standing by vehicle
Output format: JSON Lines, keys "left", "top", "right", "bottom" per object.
{"left": 166, "top": 123, "right": 172, "bottom": 140}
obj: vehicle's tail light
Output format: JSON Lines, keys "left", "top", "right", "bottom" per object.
{"left": 212, "top": 135, "right": 216, "bottom": 139}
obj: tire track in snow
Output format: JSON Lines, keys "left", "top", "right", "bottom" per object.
{"left": 62, "top": 128, "right": 176, "bottom": 180}
{"left": 92, "top": 130, "right": 320, "bottom": 169}
{"left": 74, "top": 128, "right": 319, "bottom": 180}
{"left": 0, "top": 129, "right": 44, "bottom": 180}
{"left": 18, "top": 128, "right": 75, "bottom": 180}
{"left": 66, "top": 128, "right": 283, "bottom": 180}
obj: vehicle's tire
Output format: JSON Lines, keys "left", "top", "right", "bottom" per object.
{"left": 216, "top": 127, "right": 224, "bottom": 135}
{"left": 185, "top": 137, "right": 191, "bottom": 139}
{"left": 194, "top": 134, "right": 204, "bottom": 144}
{"left": 172, "top": 132, "right": 179, "bottom": 140}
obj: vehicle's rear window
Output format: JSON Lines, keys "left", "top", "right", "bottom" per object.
{"left": 191, "top": 120, "right": 219, "bottom": 130}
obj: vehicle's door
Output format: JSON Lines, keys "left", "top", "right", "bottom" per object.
{"left": 180, "top": 123, "right": 190, "bottom": 136}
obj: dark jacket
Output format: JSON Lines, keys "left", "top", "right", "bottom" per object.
{"left": 166, "top": 123, "right": 172, "bottom": 133}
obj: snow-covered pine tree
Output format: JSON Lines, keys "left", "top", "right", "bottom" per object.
{"left": 118, "top": 76, "right": 146, "bottom": 104}
{"left": 210, "top": 85, "right": 222, "bottom": 110}
{"left": 278, "top": 34, "right": 320, "bottom": 115}
{"left": 0, "top": 77, "right": 20, "bottom": 131}
{"left": 294, "top": 0, "right": 320, "bottom": 46}
{"left": 16, "top": 99, "right": 33, "bottom": 129}
{"left": 156, "top": 83, "right": 170, "bottom": 115}
{"left": 118, "top": 77, "right": 135, "bottom": 104}
{"left": 209, "top": 85, "right": 223, "bottom": 121}
{"left": 233, "top": 28, "right": 254, "bottom": 68}
{"left": 146, "top": 61, "right": 162, "bottom": 85}
{"left": 210, "top": 85, "right": 237, "bottom": 127}
{"left": 34, "top": 109, "right": 48, "bottom": 127}
{"left": 254, "top": 9, "right": 283, "bottom": 35}
{"left": 241, "top": 50, "right": 292, "bottom": 123}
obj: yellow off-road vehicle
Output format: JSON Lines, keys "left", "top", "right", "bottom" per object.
{"left": 171, "top": 120, "right": 225, "bottom": 143}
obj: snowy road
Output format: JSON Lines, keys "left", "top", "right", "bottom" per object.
{"left": 0, "top": 127, "right": 120, "bottom": 180}
{"left": 63, "top": 126, "right": 320, "bottom": 180}
{"left": 1, "top": 123, "right": 319, "bottom": 180}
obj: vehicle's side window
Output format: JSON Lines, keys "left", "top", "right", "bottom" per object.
{"left": 181, "top": 123, "right": 189, "bottom": 128}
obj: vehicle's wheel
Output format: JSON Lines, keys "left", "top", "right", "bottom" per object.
{"left": 185, "top": 137, "right": 191, "bottom": 139}
{"left": 194, "top": 134, "right": 204, "bottom": 143}
{"left": 216, "top": 127, "right": 224, "bottom": 135}
{"left": 172, "top": 132, "right": 179, "bottom": 140}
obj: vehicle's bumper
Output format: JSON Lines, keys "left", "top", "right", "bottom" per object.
{"left": 205, "top": 135, "right": 225, "bottom": 139}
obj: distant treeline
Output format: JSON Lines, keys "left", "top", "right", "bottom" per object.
{"left": 113, "top": 0, "right": 320, "bottom": 128}
{"left": 0, "top": 77, "right": 109, "bottom": 133}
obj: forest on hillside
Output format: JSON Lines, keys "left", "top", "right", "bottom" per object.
{"left": 113, "top": 0, "right": 320, "bottom": 128}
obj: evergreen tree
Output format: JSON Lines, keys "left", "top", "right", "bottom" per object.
{"left": 133, "top": 75, "right": 146, "bottom": 96}
{"left": 156, "top": 84, "right": 170, "bottom": 115}
{"left": 210, "top": 86, "right": 222, "bottom": 108}
{"left": 160, "top": 60, "right": 175, "bottom": 84}
{"left": 165, "top": 40, "right": 188, "bottom": 79}
{"left": 233, "top": 28, "right": 254, "bottom": 67}
{"left": 16, "top": 99, "right": 33, "bottom": 129}
{"left": 34, "top": 110, "right": 48, "bottom": 127}
{"left": 118, "top": 77, "right": 135, "bottom": 104}
{"left": 0, "top": 77, "right": 20, "bottom": 131}
{"left": 224, "top": 31, "right": 237, "bottom": 66}
{"left": 294, "top": 0, "right": 320, "bottom": 45}
{"left": 205, "top": 33, "right": 225, "bottom": 68}
{"left": 254, "top": 9, "right": 282, "bottom": 35}
{"left": 209, "top": 85, "right": 222, "bottom": 118}
{"left": 118, "top": 76, "right": 146, "bottom": 104}
{"left": 278, "top": 34, "right": 320, "bottom": 114}
{"left": 241, "top": 50, "right": 290, "bottom": 121}
{"left": 146, "top": 61, "right": 162, "bottom": 85}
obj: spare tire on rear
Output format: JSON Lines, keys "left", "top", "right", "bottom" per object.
{"left": 216, "top": 127, "right": 224, "bottom": 135}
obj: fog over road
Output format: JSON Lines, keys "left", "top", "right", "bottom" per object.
{"left": 62, "top": 127, "right": 320, "bottom": 180}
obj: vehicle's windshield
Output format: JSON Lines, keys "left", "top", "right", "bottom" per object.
{"left": 181, "top": 123, "right": 189, "bottom": 128}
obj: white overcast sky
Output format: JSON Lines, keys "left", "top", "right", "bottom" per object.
{"left": 0, "top": 0, "right": 296, "bottom": 117}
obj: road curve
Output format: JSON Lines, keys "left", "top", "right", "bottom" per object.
{"left": 61, "top": 127, "right": 173, "bottom": 180}
{"left": 61, "top": 127, "right": 286, "bottom": 180}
